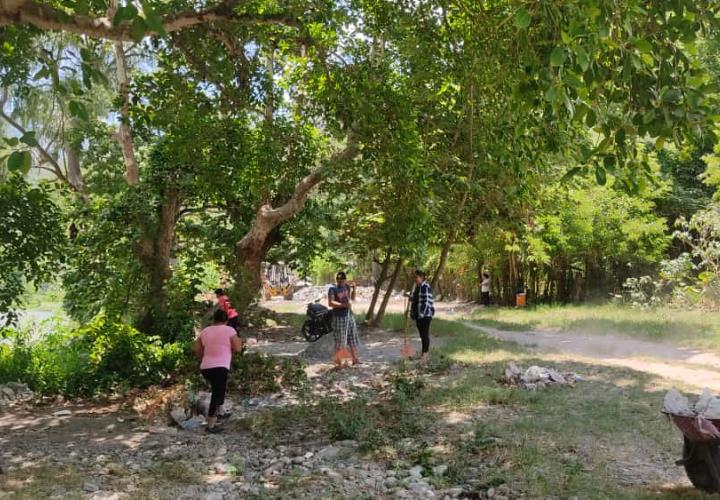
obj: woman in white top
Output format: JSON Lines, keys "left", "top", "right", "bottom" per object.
{"left": 481, "top": 272, "right": 491, "bottom": 307}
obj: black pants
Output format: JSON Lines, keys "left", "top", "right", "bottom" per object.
{"left": 201, "top": 367, "right": 228, "bottom": 417}
{"left": 227, "top": 316, "right": 240, "bottom": 332}
{"left": 416, "top": 317, "right": 432, "bottom": 354}
{"left": 481, "top": 291, "right": 490, "bottom": 306}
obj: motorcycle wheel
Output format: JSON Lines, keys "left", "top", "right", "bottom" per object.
{"left": 302, "top": 319, "right": 322, "bottom": 342}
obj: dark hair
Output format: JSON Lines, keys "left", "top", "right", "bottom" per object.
{"left": 483, "top": 272, "right": 490, "bottom": 279}
{"left": 213, "top": 309, "right": 228, "bottom": 323}
{"left": 336, "top": 271, "right": 347, "bottom": 280}
{"left": 214, "top": 288, "right": 225, "bottom": 296}
{"left": 415, "top": 269, "right": 426, "bottom": 278}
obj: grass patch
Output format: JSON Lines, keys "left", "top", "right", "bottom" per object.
{"left": 468, "top": 304, "right": 720, "bottom": 348}
{"left": 2, "top": 465, "right": 83, "bottom": 499}
{"left": 148, "top": 460, "right": 203, "bottom": 484}
{"left": 375, "top": 316, "right": 716, "bottom": 498}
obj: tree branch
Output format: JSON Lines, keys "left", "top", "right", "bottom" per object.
{"left": 236, "top": 129, "right": 360, "bottom": 251}
{"left": 112, "top": 40, "right": 139, "bottom": 185}
{"left": 0, "top": 0, "right": 299, "bottom": 42}
{"left": 0, "top": 89, "right": 81, "bottom": 192}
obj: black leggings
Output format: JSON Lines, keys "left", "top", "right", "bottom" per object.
{"left": 227, "top": 316, "right": 240, "bottom": 332}
{"left": 416, "top": 317, "right": 432, "bottom": 354}
{"left": 201, "top": 367, "right": 228, "bottom": 417}
{"left": 481, "top": 292, "right": 490, "bottom": 306}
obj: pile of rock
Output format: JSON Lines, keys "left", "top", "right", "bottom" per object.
{"left": 0, "top": 382, "right": 33, "bottom": 404}
{"left": 504, "top": 363, "right": 582, "bottom": 390}
{"left": 169, "top": 391, "right": 234, "bottom": 430}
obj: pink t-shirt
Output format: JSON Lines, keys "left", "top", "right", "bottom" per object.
{"left": 199, "top": 325, "right": 236, "bottom": 370}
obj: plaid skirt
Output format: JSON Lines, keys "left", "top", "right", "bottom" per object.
{"left": 332, "top": 313, "right": 359, "bottom": 349}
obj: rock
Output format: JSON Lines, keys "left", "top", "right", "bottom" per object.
{"left": 447, "top": 487, "right": 463, "bottom": 498}
{"left": 409, "top": 481, "right": 434, "bottom": 497}
{"left": 316, "top": 445, "right": 341, "bottom": 461}
{"left": 291, "top": 456, "right": 305, "bottom": 465}
{"left": 319, "top": 467, "right": 343, "bottom": 479}
{"left": 214, "top": 462, "right": 232, "bottom": 474}
{"left": 384, "top": 477, "right": 398, "bottom": 488}
{"left": 408, "top": 465, "right": 424, "bottom": 479}
{"left": 53, "top": 410, "right": 72, "bottom": 417}
{"left": 334, "top": 440, "right": 358, "bottom": 448}
{"left": 265, "top": 318, "right": 278, "bottom": 327}
{"left": 487, "top": 487, "right": 496, "bottom": 498}
{"left": 83, "top": 481, "right": 100, "bottom": 493}
{"left": 181, "top": 415, "right": 205, "bottom": 430}
{"left": 170, "top": 407, "right": 188, "bottom": 426}
{"left": 148, "top": 425, "right": 177, "bottom": 435}
{"left": 263, "top": 461, "right": 284, "bottom": 477}
{"left": 432, "top": 465, "right": 448, "bottom": 476}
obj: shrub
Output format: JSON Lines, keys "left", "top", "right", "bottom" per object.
{"left": 0, "top": 316, "right": 187, "bottom": 397}
{"left": 324, "top": 398, "right": 372, "bottom": 441}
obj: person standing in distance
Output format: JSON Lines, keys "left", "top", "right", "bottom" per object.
{"left": 328, "top": 271, "right": 361, "bottom": 366}
{"left": 480, "top": 272, "right": 491, "bottom": 307}
{"left": 215, "top": 288, "right": 240, "bottom": 332}
{"left": 410, "top": 270, "right": 435, "bottom": 363}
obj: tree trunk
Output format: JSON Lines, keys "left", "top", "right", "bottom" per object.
{"left": 113, "top": 40, "right": 139, "bottom": 185}
{"left": 64, "top": 146, "right": 85, "bottom": 194}
{"left": 137, "top": 187, "right": 181, "bottom": 335}
{"left": 370, "top": 258, "right": 402, "bottom": 328}
{"left": 366, "top": 248, "right": 391, "bottom": 323}
{"left": 230, "top": 135, "right": 359, "bottom": 315}
{"left": 431, "top": 234, "right": 453, "bottom": 290}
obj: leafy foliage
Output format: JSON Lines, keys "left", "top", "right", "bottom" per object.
{"left": 0, "top": 175, "right": 65, "bottom": 324}
{"left": 0, "top": 316, "right": 186, "bottom": 396}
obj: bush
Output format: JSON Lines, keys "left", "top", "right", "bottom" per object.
{"left": 0, "top": 316, "right": 187, "bottom": 397}
{"left": 324, "top": 398, "right": 373, "bottom": 441}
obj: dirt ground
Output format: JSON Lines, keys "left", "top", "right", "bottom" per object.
{"left": 2, "top": 298, "right": 719, "bottom": 498}
{"left": 470, "top": 323, "right": 720, "bottom": 392}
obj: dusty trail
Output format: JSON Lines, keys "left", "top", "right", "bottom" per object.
{"left": 466, "top": 322, "right": 720, "bottom": 391}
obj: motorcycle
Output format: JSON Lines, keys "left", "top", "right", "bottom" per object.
{"left": 302, "top": 300, "right": 333, "bottom": 342}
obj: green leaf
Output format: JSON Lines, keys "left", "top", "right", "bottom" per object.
{"left": 7, "top": 151, "right": 31, "bottom": 174}
{"left": 20, "top": 131, "right": 38, "bottom": 147}
{"left": 142, "top": 2, "right": 166, "bottom": 36}
{"left": 69, "top": 100, "right": 90, "bottom": 121}
{"left": 585, "top": 109, "right": 596, "bottom": 127}
{"left": 131, "top": 17, "right": 147, "bottom": 41}
{"left": 632, "top": 39, "right": 653, "bottom": 54}
{"left": 595, "top": 165, "right": 607, "bottom": 185}
{"left": 655, "top": 137, "right": 665, "bottom": 149}
{"left": 514, "top": 8, "right": 531, "bottom": 29}
{"left": 4, "top": 137, "right": 19, "bottom": 147}
{"left": 561, "top": 166, "right": 582, "bottom": 181}
{"left": 32, "top": 67, "right": 50, "bottom": 81}
{"left": 576, "top": 47, "right": 590, "bottom": 71}
{"left": 550, "top": 47, "right": 566, "bottom": 67}
{"left": 74, "top": 0, "right": 89, "bottom": 15}
{"left": 113, "top": 5, "right": 138, "bottom": 27}
{"left": 561, "top": 31, "right": 572, "bottom": 44}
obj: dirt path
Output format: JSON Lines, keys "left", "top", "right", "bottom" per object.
{"left": 466, "top": 322, "right": 720, "bottom": 391}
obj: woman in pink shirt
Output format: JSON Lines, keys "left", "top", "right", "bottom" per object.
{"left": 193, "top": 309, "right": 243, "bottom": 433}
